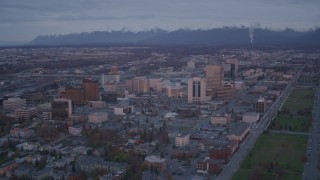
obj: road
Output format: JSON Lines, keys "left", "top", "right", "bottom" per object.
{"left": 217, "top": 65, "right": 304, "bottom": 180}
{"left": 269, "top": 130, "right": 309, "bottom": 136}
{"left": 302, "top": 85, "right": 320, "bottom": 180}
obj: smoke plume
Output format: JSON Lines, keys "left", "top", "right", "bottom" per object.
{"left": 249, "top": 23, "right": 260, "bottom": 44}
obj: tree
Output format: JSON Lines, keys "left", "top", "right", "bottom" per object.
{"left": 35, "top": 159, "right": 39, "bottom": 168}
{"left": 72, "top": 162, "right": 76, "bottom": 172}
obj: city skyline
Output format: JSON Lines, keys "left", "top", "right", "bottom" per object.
{"left": 1, "top": 0, "right": 319, "bottom": 42}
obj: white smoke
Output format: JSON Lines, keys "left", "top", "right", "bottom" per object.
{"left": 249, "top": 23, "right": 260, "bottom": 44}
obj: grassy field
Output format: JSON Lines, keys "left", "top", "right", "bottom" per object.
{"left": 271, "top": 114, "right": 311, "bottom": 132}
{"left": 232, "top": 133, "right": 308, "bottom": 180}
{"left": 270, "top": 87, "right": 314, "bottom": 132}
{"left": 283, "top": 88, "right": 314, "bottom": 112}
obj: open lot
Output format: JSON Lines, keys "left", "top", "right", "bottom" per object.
{"left": 233, "top": 133, "right": 308, "bottom": 180}
{"left": 270, "top": 88, "right": 314, "bottom": 132}
{"left": 283, "top": 87, "right": 314, "bottom": 112}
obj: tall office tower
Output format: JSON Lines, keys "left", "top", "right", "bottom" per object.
{"left": 205, "top": 65, "right": 224, "bottom": 97}
{"left": 82, "top": 79, "right": 99, "bottom": 101}
{"left": 188, "top": 77, "right": 207, "bottom": 104}
{"left": 226, "top": 59, "right": 238, "bottom": 79}
{"left": 65, "top": 87, "right": 85, "bottom": 105}
{"left": 256, "top": 97, "right": 267, "bottom": 113}
{"left": 51, "top": 98, "right": 72, "bottom": 120}
{"left": 126, "top": 77, "right": 150, "bottom": 93}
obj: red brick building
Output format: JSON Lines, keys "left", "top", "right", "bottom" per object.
{"left": 196, "top": 158, "right": 223, "bottom": 175}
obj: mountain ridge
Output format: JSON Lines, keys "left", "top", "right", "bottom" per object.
{"left": 29, "top": 27, "right": 320, "bottom": 46}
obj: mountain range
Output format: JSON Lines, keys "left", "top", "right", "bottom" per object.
{"left": 29, "top": 27, "right": 320, "bottom": 46}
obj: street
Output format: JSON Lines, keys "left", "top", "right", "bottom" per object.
{"left": 217, "top": 65, "right": 304, "bottom": 180}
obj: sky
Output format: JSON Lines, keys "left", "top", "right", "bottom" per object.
{"left": 0, "top": 0, "right": 319, "bottom": 42}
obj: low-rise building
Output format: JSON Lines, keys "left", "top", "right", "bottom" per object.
{"left": 196, "top": 157, "right": 223, "bottom": 175}
{"left": 15, "top": 107, "right": 38, "bottom": 121}
{"left": 10, "top": 127, "right": 34, "bottom": 138}
{"left": 114, "top": 106, "right": 134, "bottom": 115}
{"left": 68, "top": 125, "right": 82, "bottom": 136}
{"left": 166, "top": 85, "right": 182, "bottom": 98}
{"left": 3, "top": 97, "right": 26, "bottom": 113}
{"left": 211, "top": 114, "right": 231, "bottom": 125}
{"left": 242, "top": 112, "right": 260, "bottom": 123}
{"left": 31, "top": 167, "right": 53, "bottom": 180}
{"left": 175, "top": 133, "right": 190, "bottom": 147}
{"left": 88, "top": 112, "right": 108, "bottom": 124}
{"left": 77, "top": 156, "right": 128, "bottom": 173}
{"left": 227, "top": 122, "right": 250, "bottom": 142}
{"left": 144, "top": 155, "right": 166, "bottom": 172}
{"left": 0, "top": 160, "right": 19, "bottom": 176}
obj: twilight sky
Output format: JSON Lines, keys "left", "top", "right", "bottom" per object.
{"left": 0, "top": 0, "right": 319, "bottom": 42}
